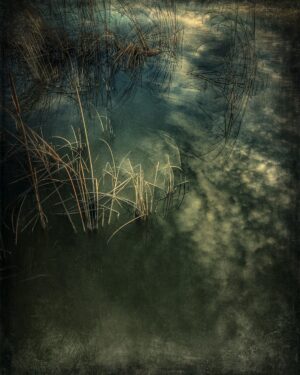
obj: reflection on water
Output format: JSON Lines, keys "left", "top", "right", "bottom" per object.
{"left": 1, "top": 1, "right": 299, "bottom": 374}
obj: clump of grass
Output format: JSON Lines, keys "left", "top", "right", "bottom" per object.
{"left": 124, "top": 159, "right": 160, "bottom": 222}
{"left": 4, "top": 80, "right": 188, "bottom": 244}
{"left": 106, "top": 154, "right": 188, "bottom": 243}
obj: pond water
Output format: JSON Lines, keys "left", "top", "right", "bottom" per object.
{"left": 1, "top": 1, "right": 299, "bottom": 374}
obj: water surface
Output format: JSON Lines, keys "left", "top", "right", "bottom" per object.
{"left": 1, "top": 1, "right": 299, "bottom": 374}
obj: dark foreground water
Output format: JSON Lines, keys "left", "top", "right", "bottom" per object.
{"left": 1, "top": 1, "right": 299, "bottom": 374}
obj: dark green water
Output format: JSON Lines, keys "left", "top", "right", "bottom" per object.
{"left": 1, "top": 1, "right": 299, "bottom": 374}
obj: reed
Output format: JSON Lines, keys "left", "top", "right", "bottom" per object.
{"left": 106, "top": 154, "right": 188, "bottom": 243}
{"left": 9, "top": 74, "right": 48, "bottom": 233}
{"left": 4, "top": 75, "right": 188, "bottom": 244}
{"left": 5, "top": 119, "right": 188, "bottom": 244}
{"left": 94, "top": 108, "right": 115, "bottom": 143}
{"left": 5, "top": 0, "right": 182, "bottom": 111}
{"left": 190, "top": 1, "right": 257, "bottom": 158}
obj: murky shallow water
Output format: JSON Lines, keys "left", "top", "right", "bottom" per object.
{"left": 1, "top": 1, "right": 299, "bottom": 374}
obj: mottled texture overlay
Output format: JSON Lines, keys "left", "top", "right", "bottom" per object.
{"left": 0, "top": 1, "right": 299, "bottom": 374}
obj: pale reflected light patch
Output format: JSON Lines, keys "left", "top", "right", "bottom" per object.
{"left": 177, "top": 12, "right": 210, "bottom": 29}
{"left": 177, "top": 191, "right": 202, "bottom": 232}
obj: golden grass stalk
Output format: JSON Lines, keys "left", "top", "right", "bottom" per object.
{"left": 9, "top": 74, "right": 48, "bottom": 232}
